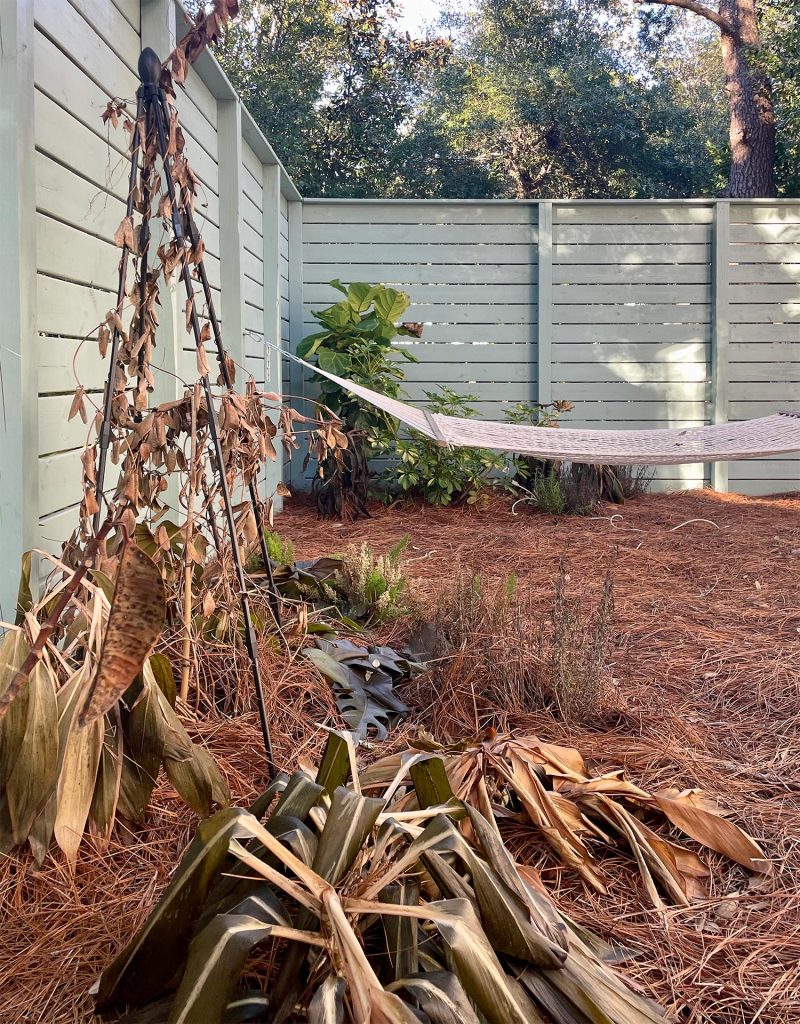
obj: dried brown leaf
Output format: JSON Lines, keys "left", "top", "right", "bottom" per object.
{"left": 79, "top": 544, "right": 166, "bottom": 727}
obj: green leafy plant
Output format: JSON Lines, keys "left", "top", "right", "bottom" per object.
{"left": 302, "top": 637, "right": 420, "bottom": 739}
{"left": 391, "top": 388, "right": 508, "bottom": 505}
{"left": 327, "top": 537, "right": 410, "bottom": 623}
{"left": 531, "top": 471, "right": 566, "bottom": 515}
{"left": 298, "top": 280, "right": 421, "bottom": 518}
{"left": 264, "top": 530, "right": 295, "bottom": 565}
{"left": 504, "top": 399, "right": 574, "bottom": 487}
{"left": 94, "top": 731, "right": 668, "bottom": 1024}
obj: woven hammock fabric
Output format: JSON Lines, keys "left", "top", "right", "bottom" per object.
{"left": 288, "top": 352, "right": 800, "bottom": 466}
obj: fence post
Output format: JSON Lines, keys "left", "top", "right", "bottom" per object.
{"left": 217, "top": 98, "right": 246, "bottom": 374}
{"left": 0, "top": 0, "right": 38, "bottom": 619}
{"left": 262, "top": 162, "right": 283, "bottom": 502}
{"left": 710, "top": 200, "right": 730, "bottom": 492}
{"left": 287, "top": 199, "right": 305, "bottom": 488}
{"left": 537, "top": 201, "right": 553, "bottom": 406}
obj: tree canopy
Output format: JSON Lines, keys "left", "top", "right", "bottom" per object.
{"left": 208, "top": 0, "right": 798, "bottom": 198}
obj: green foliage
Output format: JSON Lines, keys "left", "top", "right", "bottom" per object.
{"left": 211, "top": 0, "right": 453, "bottom": 198}
{"left": 504, "top": 399, "right": 571, "bottom": 429}
{"left": 327, "top": 537, "right": 410, "bottom": 623}
{"left": 95, "top": 733, "right": 667, "bottom": 1024}
{"left": 207, "top": 0, "right": 747, "bottom": 199}
{"left": 532, "top": 472, "right": 566, "bottom": 515}
{"left": 504, "top": 398, "right": 574, "bottom": 488}
{"left": 391, "top": 388, "right": 508, "bottom": 505}
{"left": 264, "top": 530, "right": 295, "bottom": 566}
{"left": 298, "top": 280, "right": 418, "bottom": 434}
{"left": 753, "top": 0, "right": 800, "bottom": 195}
{"left": 0, "top": 600, "right": 228, "bottom": 866}
{"left": 298, "top": 280, "right": 420, "bottom": 517}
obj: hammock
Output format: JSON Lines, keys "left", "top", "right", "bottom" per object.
{"left": 284, "top": 351, "right": 800, "bottom": 467}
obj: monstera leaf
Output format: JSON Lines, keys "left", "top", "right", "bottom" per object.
{"left": 302, "top": 639, "right": 419, "bottom": 740}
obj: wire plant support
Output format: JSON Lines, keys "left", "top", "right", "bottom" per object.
{"left": 92, "top": 47, "right": 281, "bottom": 778}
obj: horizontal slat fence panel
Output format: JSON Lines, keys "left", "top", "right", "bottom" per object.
{"left": 727, "top": 203, "right": 800, "bottom": 493}
{"left": 301, "top": 201, "right": 539, "bottom": 428}
{"left": 301, "top": 199, "right": 800, "bottom": 496}
{"left": 548, "top": 203, "right": 713, "bottom": 489}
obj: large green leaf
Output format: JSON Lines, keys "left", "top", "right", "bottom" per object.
{"left": 269, "top": 786, "right": 386, "bottom": 1023}
{"left": 90, "top": 717, "right": 123, "bottom": 842}
{"left": 97, "top": 807, "right": 257, "bottom": 1011}
{"left": 312, "top": 786, "right": 385, "bottom": 886}
{"left": 520, "top": 931, "right": 666, "bottom": 1024}
{"left": 308, "top": 976, "right": 345, "bottom": 1024}
{"left": 302, "top": 639, "right": 412, "bottom": 741}
{"left": 380, "top": 881, "right": 420, "bottom": 981}
{"left": 418, "top": 813, "right": 568, "bottom": 970}
{"left": 167, "top": 910, "right": 299, "bottom": 1024}
{"left": 316, "top": 347, "right": 351, "bottom": 378}
{"left": 347, "top": 282, "right": 380, "bottom": 312}
{"left": 0, "top": 631, "right": 32, "bottom": 789}
{"left": 316, "top": 729, "right": 355, "bottom": 795}
{"left": 202, "top": 772, "right": 324, "bottom": 917}
{"left": 296, "top": 331, "right": 330, "bottom": 360}
{"left": 373, "top": 287, "right": 410, "bottom": 323}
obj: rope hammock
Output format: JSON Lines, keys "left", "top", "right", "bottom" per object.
{"left": 282, "top": 350, "right": 800, "bottom": 467}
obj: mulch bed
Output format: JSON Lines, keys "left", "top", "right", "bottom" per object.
{"left": 2, "top": 488, "right": 799, "bottom": 1023}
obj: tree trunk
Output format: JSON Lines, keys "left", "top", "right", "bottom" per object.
{"left": 719, "top": 0, "right": 775, "bottom": 197}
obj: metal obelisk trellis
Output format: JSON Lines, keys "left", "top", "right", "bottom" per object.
{"left": 93, "top": 48, "right": 282, "bottom": 778}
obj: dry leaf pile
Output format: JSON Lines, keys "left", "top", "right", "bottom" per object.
{"left": 363, "top": 731, "right": 772, "bottom": 911}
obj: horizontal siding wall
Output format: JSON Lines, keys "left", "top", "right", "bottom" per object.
{"left": 33, "top": 0, "right": 141, "bottom": 552}
{"left": 21, "top": 0, "right": 295, "bottom": 567}
{"left": 300, "top": 199, "right": 800, "bottom": 496}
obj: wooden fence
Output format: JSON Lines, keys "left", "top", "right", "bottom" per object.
{"left": 299, "top": 199, "right": 800, "bottom": 494}
{"left": 1, "top": 0, "right": 798, "bottom": 617}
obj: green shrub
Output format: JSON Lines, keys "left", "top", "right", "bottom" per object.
{"left": 504, "top": 399, "right": 574, "bottom": 486}
{"left": 297, "top": 280, "right": 420, "bottom": 518}
{"left": 389, "top": 387, "right": 508, "bottom": 505}
{"left": 264, "top": 530, "right": 295, "bottom": 565}
{"left": 532, "top": 471, "right": 566, "bottom": 515}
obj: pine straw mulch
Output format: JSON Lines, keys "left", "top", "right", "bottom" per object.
{"left": 2, "top": 488, "right": 800, "bottom": 1023}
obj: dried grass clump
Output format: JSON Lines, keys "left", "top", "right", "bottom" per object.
{"left": 414, "top": 559, "right": 615, "bottom": 733}
{"left": 548, "top": 557, "right": 615, "bottom": 723}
